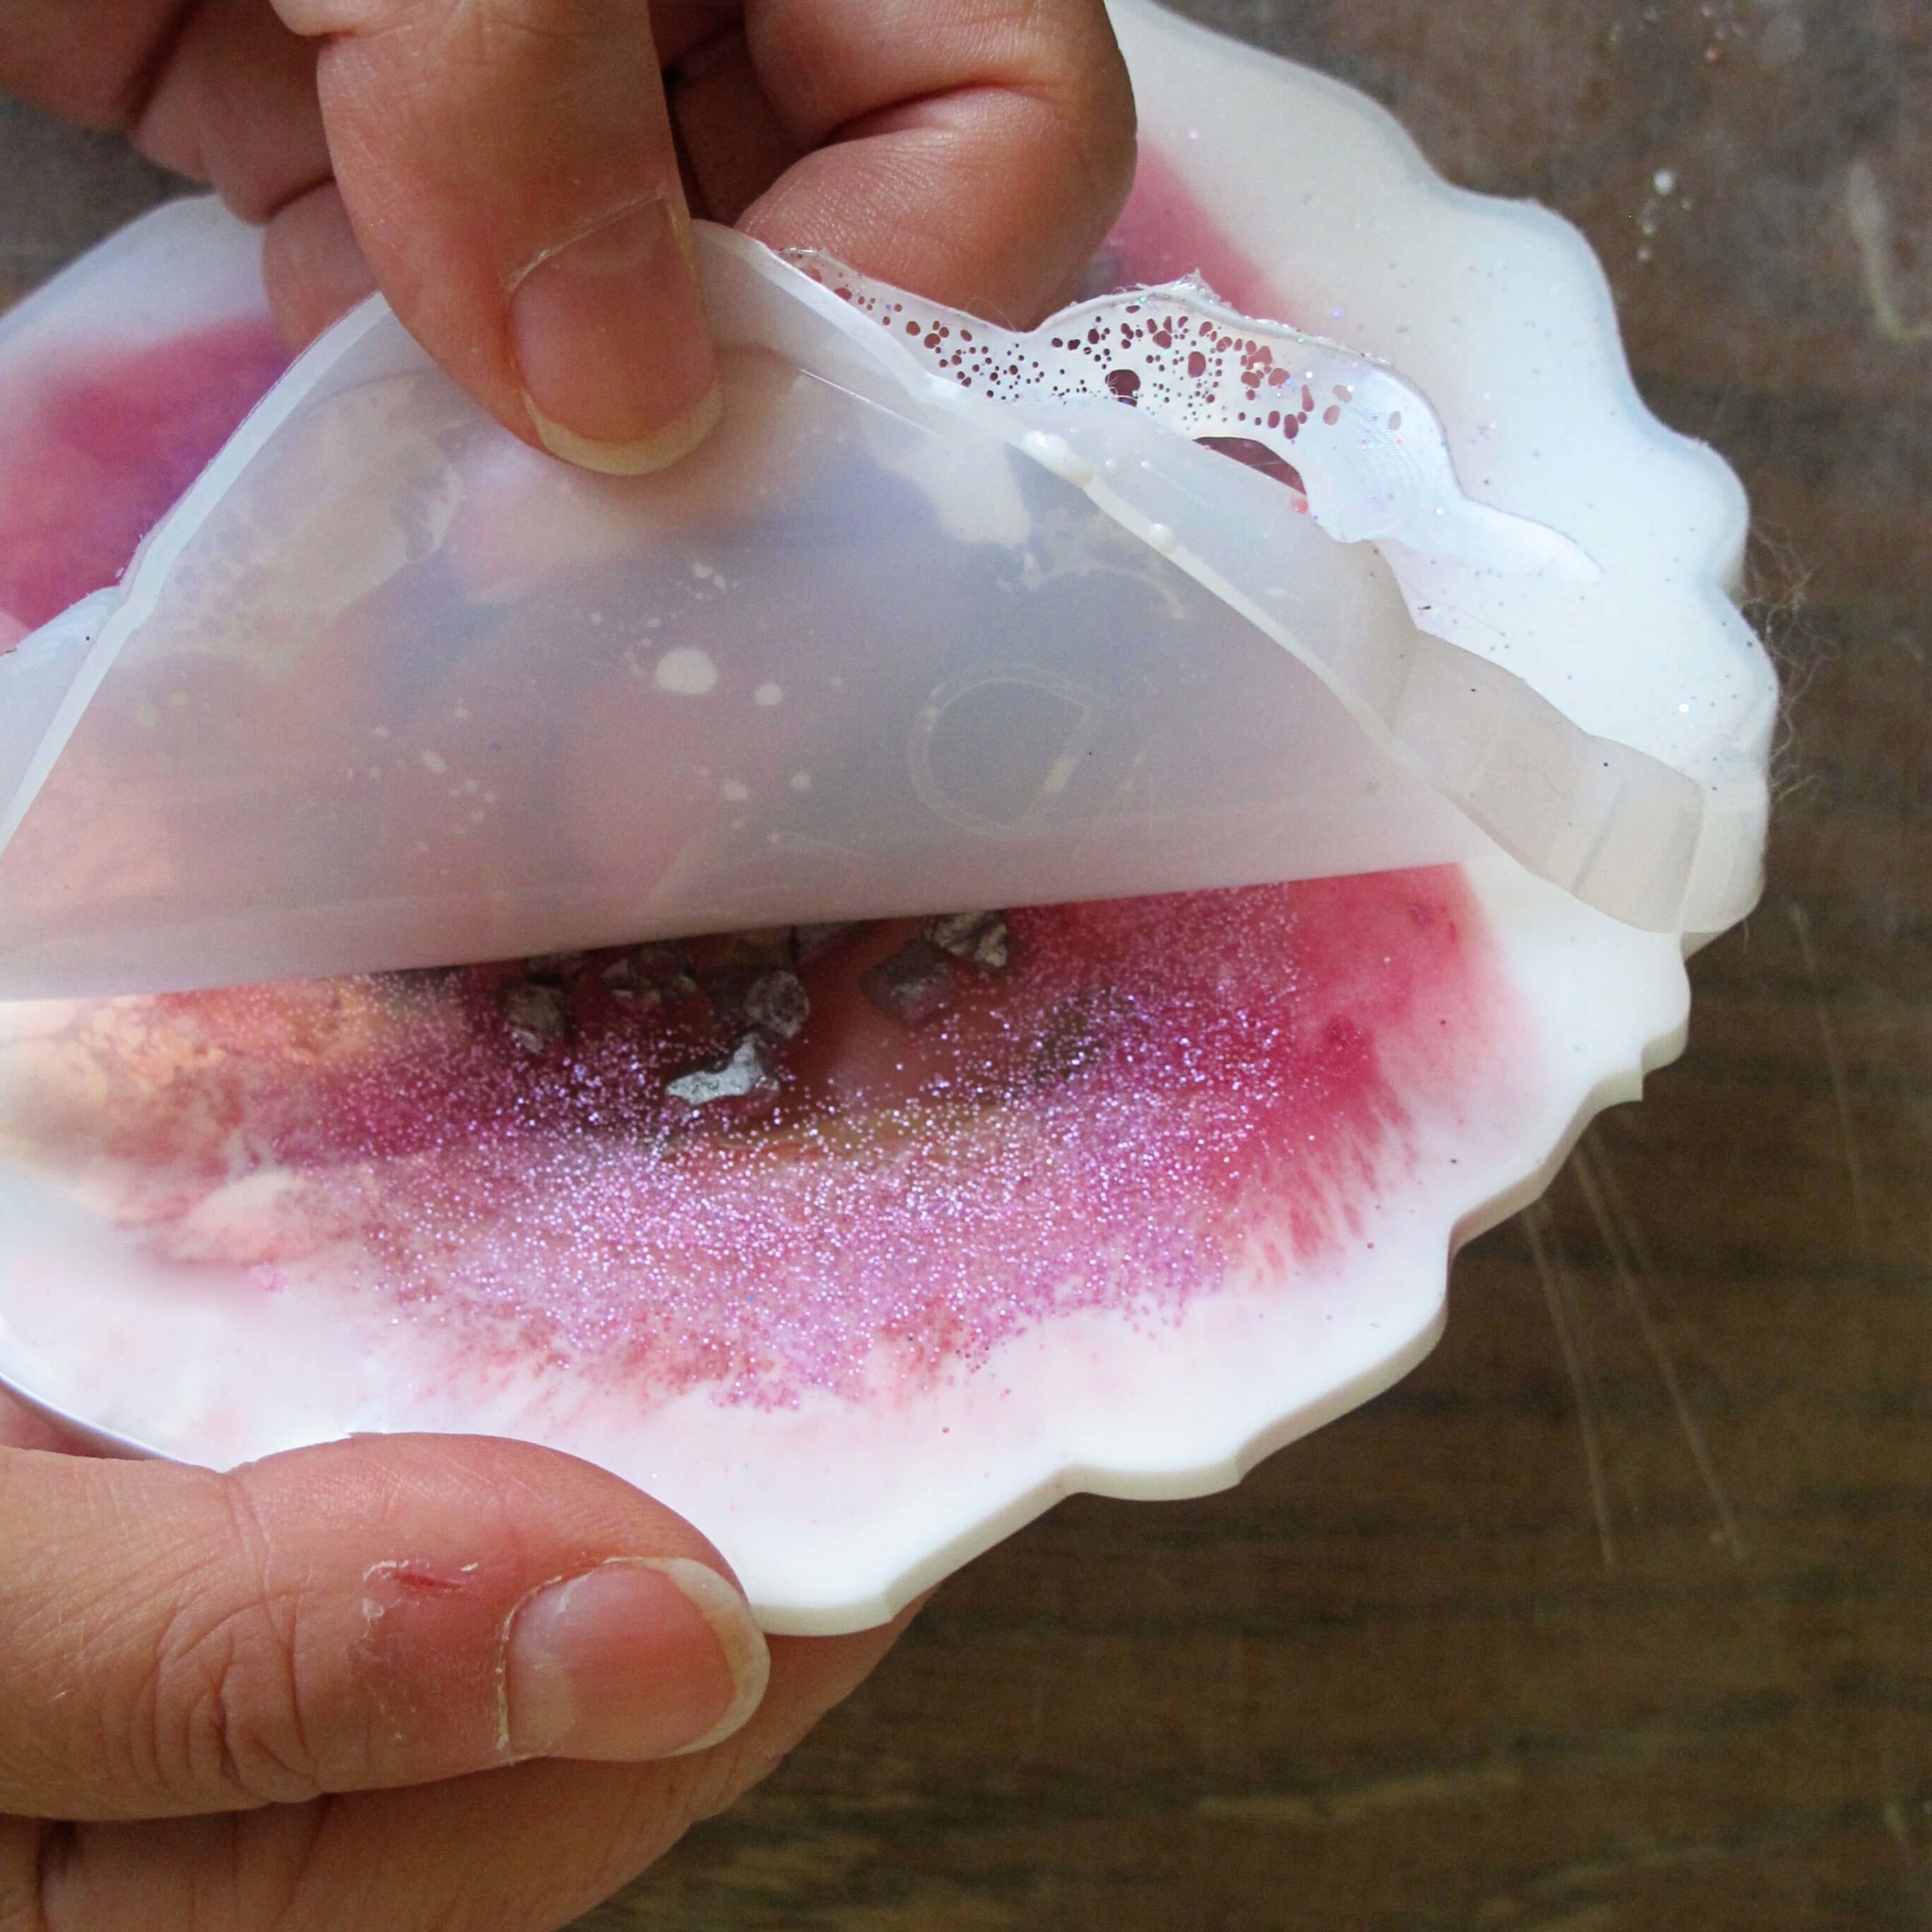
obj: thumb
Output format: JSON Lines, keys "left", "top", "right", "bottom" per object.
{"left": 0, "top": 1435, "right": 769, "bottom": 1822}
{"left": 272, "top": 0, "right": 718, "bottom": 475}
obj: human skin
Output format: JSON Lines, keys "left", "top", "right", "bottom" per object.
{"left": 0, "top": 4, "right": 1135, "bottom": 1925}
{"left": 0, "top": 1388, "right": 923, "bottom": 1932}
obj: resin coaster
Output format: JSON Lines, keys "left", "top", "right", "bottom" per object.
{"left": 0, "top": 0, "right": 1767, "bottom": 1631}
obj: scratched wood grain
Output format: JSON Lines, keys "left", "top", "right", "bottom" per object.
{"left": 2, "top": 3, "right": 1928, "bottom": 1927}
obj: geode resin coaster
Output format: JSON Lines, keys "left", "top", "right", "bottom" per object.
{"left": 0, "top": 0, "right": 1773, "bottom": 1630}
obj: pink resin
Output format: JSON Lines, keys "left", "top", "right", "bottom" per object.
{"left": 0, "top": 153, "right": 1276, "bottom": 645}
{"left": 0, "top": 316, "right": 287, "bottom": 635}
{"left": 1098, "top": 149, "right": 1289, "bottom": 318}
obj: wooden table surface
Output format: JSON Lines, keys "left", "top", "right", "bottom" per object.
{"left": 4, "top": 4, "right": 1929, "bottom": 1927}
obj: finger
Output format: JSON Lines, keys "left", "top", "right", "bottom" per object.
{"left": 275, "top": 1617, "right": 915, "bottom": 1930}
{"left": 738, "top": 0, "right": 1137, "bottom": 325}
{"left": 263, "top": 180, "right": 379, "bottom": 346}
{"left": 0, "top": 1385, "right": 105, "bottom": 1457}
{"left": 650, "top": 0, "right": 743, "bottom": 66}
{"left": 665, "top": 23, "right": 804, "bottom": 226}
{"left": 0, "top": 0, "right": 189, "bottom": 127}
{"left": 273, "top": 0, "right": 720, "bottom": 475}
{"left": 126, "top": 0, "right": 332, "bottom": 221}
{"left": 16, "top": 1607, "right": 921, "bottom": 1932}
{"left": 0, "top": 1434, "right": 770, "bottom": 1820}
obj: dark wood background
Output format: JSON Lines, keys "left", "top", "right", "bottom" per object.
{"left": 4, "top": 2, "right": 1928, "bottom": 1925}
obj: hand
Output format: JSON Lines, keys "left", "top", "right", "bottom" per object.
{"left": 0, "top": 1389, "right": 917, "bottom": 1931}
{"left": 0, "top": 0, "right": 1136, "bottom": 473}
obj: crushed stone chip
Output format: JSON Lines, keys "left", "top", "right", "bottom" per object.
{"left": 601, "top": 943, "right": 697, "bottom": 1003}
{"left": 927, "top": 909, "right": 1011, "bottom": 972}
{"left": 792, "top": 921, "right": 860, "bottom": 962}
{"left": 743, "top": 968, "right": 811, "bottom": 1041}
{"left": 524, "top": 952, "right": 589, "bottom": 986}
{"left": 860, "top": 937, "right": 958, "bottom": 1024}
{"left": 666, "top": 1034, "right": 777, "bottom": 1106}
{"left": 500, "top": 980, "right": 571, "bottom": 1053}
{"left": 719, "top": 928, "right": 793, "bottom": 970}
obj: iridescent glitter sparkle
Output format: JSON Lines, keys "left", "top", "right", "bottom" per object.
{"left": 29, "top": 872, "right": 1505, "bottom": 1409}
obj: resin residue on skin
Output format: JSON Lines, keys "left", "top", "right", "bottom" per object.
{"left": 7, "top": 872, "right": 1509, "bottom": 1409}
{"left": 0, "top": 317, "right": 288, "bottom": 637}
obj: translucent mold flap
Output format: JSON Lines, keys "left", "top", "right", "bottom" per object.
{"left": 0, "top": 219, "right": 1736, "bottom": 997}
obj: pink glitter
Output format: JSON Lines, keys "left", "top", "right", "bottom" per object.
{"left": 0, "top": 317, "right": 288, "bottom": 635}
{"left": 70, "top": 874, "right": 1506, "bottom": 1408}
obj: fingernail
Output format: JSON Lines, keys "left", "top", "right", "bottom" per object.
{"left": 509, "top": 195, "right": 721, "bottom": 475}
{"left": 503, "top": 1557, "right": 770, "bottom": 1761}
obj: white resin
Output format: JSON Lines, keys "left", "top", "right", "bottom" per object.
{"left": 1105, "top": 0, "right": 1776, "bottom": 936}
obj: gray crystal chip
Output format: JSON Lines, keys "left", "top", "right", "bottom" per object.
{"left": 500, "top": 980, "right": 571, "bottom": 1053}
{"left": 601, "top": 942, "right": 697, "bottom": 1003}
{"left": 926, "top": 910, "right": 1011, "bottom": 973}
{"left": 743, "top": 968, "right": 811, "bottom": 1041}
{"left": 860, "top": 937, "right": 958, "bottom": 1024}
{"left": 524, "top": 952, "right": 589, "bottom": 986}
{"left": 792, "top": 921, "right": 860, "bottom": 962}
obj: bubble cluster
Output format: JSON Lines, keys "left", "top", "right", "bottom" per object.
{"left": 787, "top": 252, "right": 1426, "bottom": 511}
